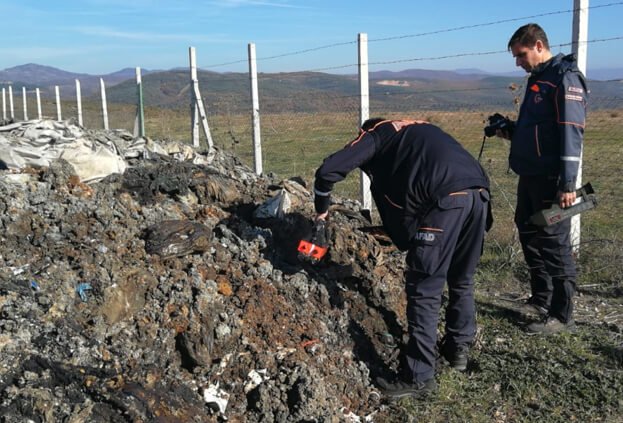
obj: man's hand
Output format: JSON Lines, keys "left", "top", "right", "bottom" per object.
{"left": 495, "top": 128, "right": 512, "bottom": 140}
{"left": 315, "top": 212, "right": 328, "bottom": 222}
{"left": 558, "top": 191, "right": 577, "bottom": 208}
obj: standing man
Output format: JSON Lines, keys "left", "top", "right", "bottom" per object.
{"left": 313, "top": 118, "right": 491, "bottom": 399}
{"left": 500, "top": 23, "right": 588, "bottom": 334}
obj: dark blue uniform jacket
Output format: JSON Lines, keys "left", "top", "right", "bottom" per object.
{"left": 314, "top": 120, "right": 490, "bottom": 250}
{"left": 511, "top": 53, "right": 588, "bottom": 192}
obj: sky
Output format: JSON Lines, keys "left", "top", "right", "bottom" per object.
{"left": 1, "top": 0, "right": 622, "bottom": 76}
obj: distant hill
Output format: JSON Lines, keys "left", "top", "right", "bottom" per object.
{"left": 100, "top": 69, "right": 531, "bottom": 113}
{"left": 1, "top": 63, "right": 621, "bottom": 113}
{"left": 586, "top": 67, "right": 623, "bottom": 81}
{"left": 0, "top": 64, "right": 159, "bottom": 97}
{"left": 0, "top": 64, "right": 528, "bottom": 112}
{"left": 369, "top": 68, "right": 492, "bottom": 81}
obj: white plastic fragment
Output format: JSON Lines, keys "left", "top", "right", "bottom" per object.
{"left": 341, "top": 408, "right": 361, "bottom": 422}
{"left": 203, "top": 382, "right": 230, "bottom": 414}
{"left": 10, "top": 264, "right": 30, "bottom": 276}
{"left": 253, "top": 189, "right": 291, "bottom": 219}
{"left": 244, "top": 368, "right": 269, "bottom": 393}
{"left": 340, "top": 408, "right": 378, "bottom": 423}
{"left": 275, "top": 347, "right": 297, "bottom": 360}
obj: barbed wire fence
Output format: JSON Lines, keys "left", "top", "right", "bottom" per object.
{"left": 201, "top": 1, "right": 623, "bottom": 294}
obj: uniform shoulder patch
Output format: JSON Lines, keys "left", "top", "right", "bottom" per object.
{"left": 565, "top": 94, "right": 584, "bottom": 102}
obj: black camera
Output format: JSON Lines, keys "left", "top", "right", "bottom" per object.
{"left": 484, "top": 113, "right": 514, "bottom": 137}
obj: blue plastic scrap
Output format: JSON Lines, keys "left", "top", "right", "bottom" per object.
{"left": 76, "top": 283, "right": 93, "bottom": 302}
{"left": 30, "top": 280, "right": 40, "bottom": 291}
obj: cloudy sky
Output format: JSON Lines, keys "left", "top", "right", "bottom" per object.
{"left": 1, "top": 0, "right": 621, "bottom": 75}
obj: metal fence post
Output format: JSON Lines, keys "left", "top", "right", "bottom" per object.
{"left": 248, "top": 42, "right": 263, "bottom": 175}
{"left": 2, "top": 88, "right": 6, "bottom": 121}
{"left": 571, "top": 0, "right": 589, "bottom": 254}
{"left": 358, "top": 33, "right": 372, "bottom": 214}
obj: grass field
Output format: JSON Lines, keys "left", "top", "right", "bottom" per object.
{"left": 8, "top": 96, "right": 623, "bottom": 422}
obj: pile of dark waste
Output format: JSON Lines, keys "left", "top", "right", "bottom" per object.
{"left": 0, "top": 121, "right": 411, "bottom": 422}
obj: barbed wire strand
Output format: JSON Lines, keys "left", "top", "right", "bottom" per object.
{"left": 368, "top": 2, "right": 623, "bottom": 43}
{"left": 297, "top": 36, "right": 623, "bottom": 73}
{"left": 182, "top": 35, "right": 623, "bottom": 86}
{"left": 203, "top": 1, "right": 623, "bottom": 69}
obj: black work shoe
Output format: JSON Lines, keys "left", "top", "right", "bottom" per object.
{"left": 441, "top": 343, "right": 469, "bottom": 371}
{"left": 526, "top": 316, "right": 576, "bottom": 335}
{"left": 376, "top": 377, "right": 437, "bottom": 400}
{"left": 517, "top": 300, "right": 549, "bottom": 318}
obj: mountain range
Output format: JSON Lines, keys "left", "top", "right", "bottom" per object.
{"left": 1, "top": 63, "right": 621, "bottom": 113}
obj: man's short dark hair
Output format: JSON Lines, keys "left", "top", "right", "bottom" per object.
{"left": 361, "top": 117, "right": 386, "bottom": 131}
{"left": 508, "top": 23, "right": 550, "bottom": 51}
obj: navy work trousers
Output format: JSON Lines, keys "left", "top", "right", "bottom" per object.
{"left": 515, "top": 175, "right": 576, "bottom": 322}
{"left": 404, "top": 188, "right": 489, "bottom": 383}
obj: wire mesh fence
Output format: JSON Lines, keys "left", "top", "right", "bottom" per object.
{"left": 3, "top": 53, "right": 622, "bottom": 203}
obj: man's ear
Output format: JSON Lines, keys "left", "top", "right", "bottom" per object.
{"left": 535, "top": 39, "right": 544, "bottom": 53}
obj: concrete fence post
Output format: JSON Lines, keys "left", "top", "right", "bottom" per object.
{"left": 55, "top": 86, "right": 62, "bottom": 121}
{"left": 100, "top": 78, "right": 109, "bottom": 130}
{"left": 36, "top": 88, "right": 42, "bottom": 119}
{"left": 188, "top": 47, "right": 214, "bottom": 155}
{"left": 190, "top": 47, "right": 200, "bottom": 148}
{"left": 358, "top": 33, "right": 372, "bottom": 215}
{"left": 9, "top": 86, "right": 14, "bottom": 119}
{"left": 134, "top": 67, "right": 145, "bottom": 137}
{"left": 248, "top": 42, "right": 262, "bottom": 176}
{"left": 571, "top": 0, "right": 589, "bottom": 254}
{"left": 76, "top": 80, "right": 83, "bottom": 126}
{"left": 22, "top": 87, "right": 28, "bottom": 121}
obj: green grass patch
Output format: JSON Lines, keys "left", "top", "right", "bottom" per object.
{"left": 391, "top": 302, "right": 623, "bottom": 422}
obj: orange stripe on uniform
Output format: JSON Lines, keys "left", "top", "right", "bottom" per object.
{"left": 535, "top": 80, "right": 556, "bottom": 88}
{"left": 419, "top": 227, "right": 444, "bottom": 232}
{"left": 384, "top": 195, "right": 404, "bottom": 209}
{"left": 348, "top": 131, "right": 367, "bottom": 146}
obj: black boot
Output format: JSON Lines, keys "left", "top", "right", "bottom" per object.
{"left": 376, "top": 376, "right": 437, "bottom": 400}
{"left": 439, "top": 340, "right": 470, "bottom": 371}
